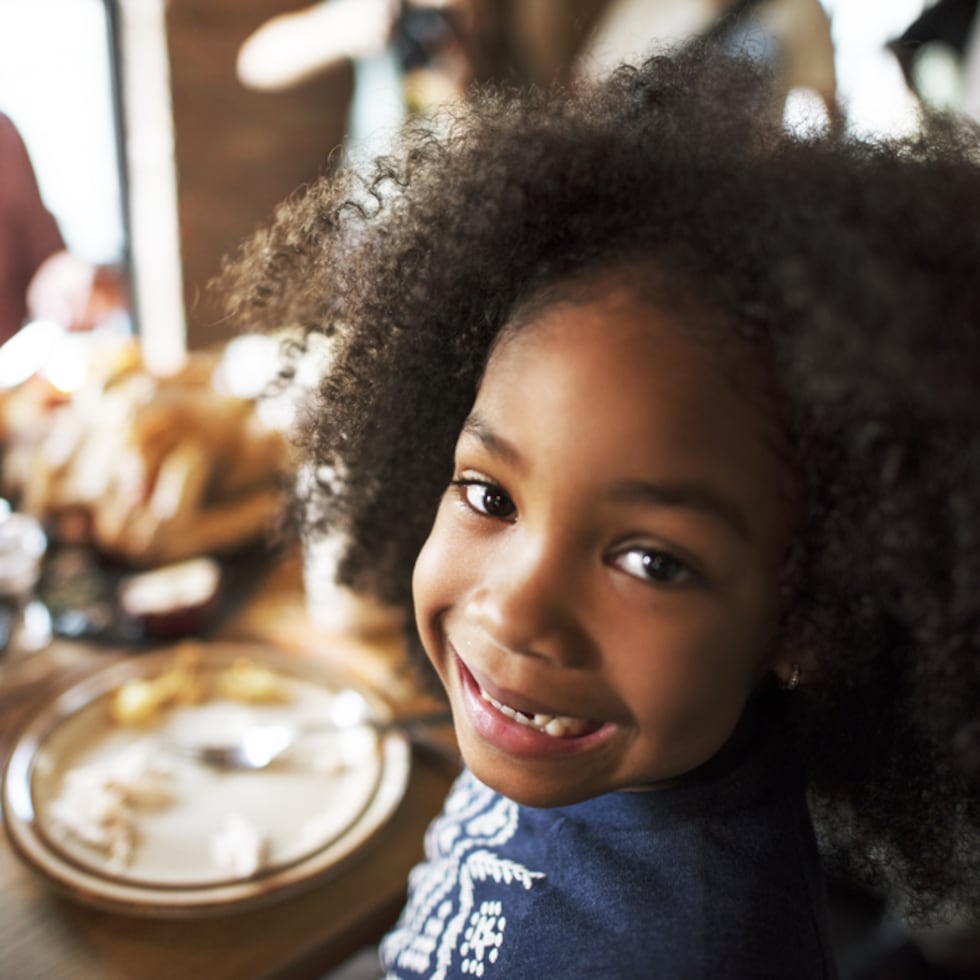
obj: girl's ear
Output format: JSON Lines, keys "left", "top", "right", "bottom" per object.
{"left": 772, "top": 658, "right": 803, "bottom": 691}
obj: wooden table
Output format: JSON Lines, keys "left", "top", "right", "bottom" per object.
{"left": 0, "top": 550, "right": 458, "bottom": 979}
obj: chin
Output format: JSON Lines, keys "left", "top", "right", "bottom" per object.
{"left": 457, "top": 742, "right": 605, "bottom": 809}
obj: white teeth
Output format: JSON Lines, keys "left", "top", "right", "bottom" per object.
{"left": 480, "top": 690, "right": 591, "bottom": 738}
{"left": 545, "top": 718, "right": 571, "bottom": 737}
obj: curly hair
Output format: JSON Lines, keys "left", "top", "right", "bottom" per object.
{"left": 220, "top": 41, "right": 980, "bottom": 919}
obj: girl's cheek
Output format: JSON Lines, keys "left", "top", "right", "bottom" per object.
{"left": 412, "top": 503, "right": 466, "bottom": 642}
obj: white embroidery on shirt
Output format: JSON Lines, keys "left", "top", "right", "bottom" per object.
{"left": 381, "top": 772, "right": 545, "bottom": 979}
{"left": 460, "top": 899, "right": 503, "bottom": 975}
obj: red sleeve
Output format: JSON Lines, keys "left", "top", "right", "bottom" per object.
{"left": 0, "top": 112, "right": 66, "bottom": 340}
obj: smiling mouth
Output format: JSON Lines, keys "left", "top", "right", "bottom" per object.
{"left": 478, "top": 688, "right": 597, "bottom": 738}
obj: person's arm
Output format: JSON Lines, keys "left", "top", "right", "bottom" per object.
{"left": 1, "top": 114, "right": 64, "bottom": 284}
{"left": 0, "top": 113, "right": 65, "bottom": 339}
{"left": 0, "top": 114, "right": 125, "bottom": 332}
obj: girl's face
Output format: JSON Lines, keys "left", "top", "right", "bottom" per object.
{"left": 412, "top": 284, "right": 799, "bottom": 807}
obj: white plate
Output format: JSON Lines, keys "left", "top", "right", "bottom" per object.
{"left": 2, "top": 643, "right": 410, "bottom": 916}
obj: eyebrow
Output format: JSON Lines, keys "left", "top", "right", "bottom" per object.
{"left": 607, "top": 480, "right": 749, "bottom": 541}
{"left": 459, "top": 415, "right": 524, "bottom": 467}
{"left": 458, "top": 414, "right": 750, "bottom": 540}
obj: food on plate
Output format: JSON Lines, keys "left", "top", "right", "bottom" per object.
{"left": 118, "top": 556, "right": 222, "bottom": 638}
{"left": 110, "top": 677, "right": 177, "bottom": 726}
{"left": 109, "top": 647, "right": 211, "bottom": 725}
{"left": 47, "top": 742, "right": 275, "bottom": 876}
{"left": 45, "top": 742, "right": 176, "bottom": 870}
{"left": 0, "top": 346, "right": 292, "bottom": 566}
{"left": 216, "top": 656, "right": 292, "bottom": 704}
{"left": 109, "top": 648, "right": 293, "bottom": 726}
{"left": 210, "top": 813, "right": 269, "bottom": 877}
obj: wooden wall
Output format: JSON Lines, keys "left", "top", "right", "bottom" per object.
{"left": 166, "top": 0, "right": 353, "bottom": 350}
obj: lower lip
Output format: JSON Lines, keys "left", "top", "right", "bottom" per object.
{"left": 455, "top": 656, "right": 614, "bottom": 759}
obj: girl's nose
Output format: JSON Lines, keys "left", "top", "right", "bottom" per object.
{"left": 467, "top": 530, "right": 591, "bottom": 668}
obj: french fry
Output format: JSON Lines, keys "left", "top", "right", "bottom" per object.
{"left": 211, "top": 416, "right": 290, "bottom": 499}
{"left": 2, "top": 343, "right": 291, "bottom": 567}
{"left": 150, "top": 487, "right": 283, "bottom": 565}
{"left": 148, "top": 438, "right": 211, "bottom": 525}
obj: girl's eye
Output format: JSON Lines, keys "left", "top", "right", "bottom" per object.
{"left": 612, "top": 547, "right": 697, "bottom": 586}
{"left": 452, "top": 479, "right": 517, "bottom": 520}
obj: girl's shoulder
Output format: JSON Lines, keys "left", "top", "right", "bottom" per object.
{"left": 384, "top": 748, "right": 835, "bottom": 979}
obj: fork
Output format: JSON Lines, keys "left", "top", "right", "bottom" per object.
{"left": 160, "top": 709, "right": 453, "bottom": 772}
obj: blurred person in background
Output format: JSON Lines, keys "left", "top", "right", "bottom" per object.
{"left": 237, "top": 0, "right": 839, "bottom": 137}
{"left": 0, "top": 111, "right": 125, "bottom": 346}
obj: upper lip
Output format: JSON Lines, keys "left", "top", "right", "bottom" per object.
{"left": 460, "top": 656, "right": 591, "bottom": 721}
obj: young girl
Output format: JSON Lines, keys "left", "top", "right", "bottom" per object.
{"left": 221, "top": 41, "right": 980, "bottom": 978}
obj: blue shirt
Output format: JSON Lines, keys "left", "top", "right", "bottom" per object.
{"left": 380, "top": 708, "right": 837, "bottom": 979}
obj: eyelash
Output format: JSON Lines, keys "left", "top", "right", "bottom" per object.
{"left": 608, "top": 547, "right": 700, "bottom": 587}
{"left": 450, "top": 478, "right": 701, "bottom": 587}
{"left": 450, "top": 478, "right": 517, "bottom": 521}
